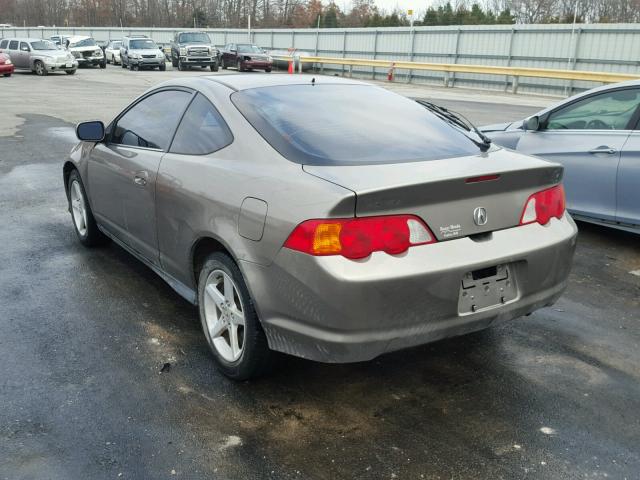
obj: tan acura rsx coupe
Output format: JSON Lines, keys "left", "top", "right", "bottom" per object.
{"left": 64, "top": 75, "right": 577, "bottom": 380}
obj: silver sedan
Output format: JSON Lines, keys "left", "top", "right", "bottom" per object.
{"left": 482, "top": 80, "right": 640, "bottom": 234}
{"left": 64, "top": 75, "right": 577, "bottom": 380}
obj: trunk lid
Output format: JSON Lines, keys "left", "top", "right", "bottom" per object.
{"left": 303, "top": 148, "right": 563, "bottom": 241}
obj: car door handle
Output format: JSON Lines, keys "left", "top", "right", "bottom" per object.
{"left": 133, "top": 172, "right": 148, "bottom": 186}
{"left": 588, "top": 146, "right": 617, "bottom": 155}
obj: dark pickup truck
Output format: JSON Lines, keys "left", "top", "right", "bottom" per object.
{"left": 170, "top": 31, "right": 219, "bottom": 71}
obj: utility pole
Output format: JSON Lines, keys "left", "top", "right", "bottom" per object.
{"left": 248, "top": 14, "right": 251, "bottom": 41}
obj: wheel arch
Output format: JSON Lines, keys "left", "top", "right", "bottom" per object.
{"left": 62, "top": 161, "right": 77, "bottom": 200}
{"left": 190, "top": 235, "right": 239, "bottom": 288}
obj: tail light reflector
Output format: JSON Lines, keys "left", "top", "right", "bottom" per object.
{"left": 284, "top": 215, "right": 436, "bottom": 259}
{"left": 520, "top": 184, "right": 566, "bottom": 226}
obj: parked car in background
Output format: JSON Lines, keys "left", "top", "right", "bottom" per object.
{"left": 120, "top": 35, "right": 166, "bottom": 71}
{"left": 0, "top": 51, "right": 14, "bottom": 77}
{"left": 220, "top": 43, "right": 272, "bottom": 72}
{"left": 64, "top": 75, "right": 577, "bottom": 380}
{"left": 0, "top": 38, "right": 77, "bottom": 75}
{"left": 66, "top": 36, "right": 106, "bottom": 68}
{"left": 50, "top": 35, "right": 70, "bottom": 47}
{"left": 104, "top": 40, "right": 122, "bottom": 65}
{"left": 482, "top": 80, "right": 640, "bottom": 234}
{"left": 170, "top": 31, "right": 218, "bottom": 71}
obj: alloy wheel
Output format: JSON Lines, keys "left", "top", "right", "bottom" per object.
{"left": 203, "top": 269, "right": 245, "bottom": 362}
{"left": 70, "top": 180, "right": 88, "bottom": 237}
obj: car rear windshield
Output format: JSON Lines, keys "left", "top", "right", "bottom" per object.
{"left": 31, "top": 40, "right": 56, "bottom": 51}
{"left": 130, "top": 39, "right": 156, "bottom": 49}
{"left": 231, "top": 84, "right": 481, "bottom": 165}
{"left": 179, "top": 33, "right": 210, "bottom": 43}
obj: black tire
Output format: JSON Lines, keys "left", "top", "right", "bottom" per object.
{"left": 237, "top": 59, "right": 243, "bottom": 72}
{"left": 265, "top": 68, "right": 272, "bottom": 73}
{"left": 221, "top": 58, "right": 227, "bottom": 69}
{"left": 210, "top": 60, "right": 219, "bottom": 72}
{"left": 65, "top": 69, "right": 76, "bottom": 75}
{"left": 67, "top": 169, "right": 107, "bottom": 247}
{"left": 3, "top": 73, "right": 11, "bottom": 77}
{"left": 34, "top": 60, "right": 47, "bottom": 76}
{"left": 121, "top": 59, "right": 127, "bottom": 69}
{"left": 100, "top": 59, "right": 107, "bottom": 69}
{"left": 178, "top": 59, "right": 186, "bottom": 71}
{"left": 198, "top": 252, "right": 273, "bottom": 380}
{"left": 171, "top": 54, "right": 178, "bottom": 68}
{"left": 159, "top": 62, "right": 166, "bottom": 71}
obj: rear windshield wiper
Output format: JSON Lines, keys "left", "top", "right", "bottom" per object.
{"left": 416, "top": 100, "right": 492, "bottom": 152}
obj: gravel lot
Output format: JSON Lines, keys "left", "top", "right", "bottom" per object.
{"left": 1, "top": 65, "right": 639, "bottom": 480}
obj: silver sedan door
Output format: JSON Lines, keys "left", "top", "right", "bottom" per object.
{"left": 517, "top": 87, "right": 640, "bottom": 223}
{"left": 87, "top": 89, "right": 193, "bottom": 263}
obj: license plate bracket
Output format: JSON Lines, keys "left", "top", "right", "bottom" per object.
{"left": 458, "top": 264, "right": 518, "bottom": 314}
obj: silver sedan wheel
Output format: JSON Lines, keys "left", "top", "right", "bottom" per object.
{"left": 203, "top": 270, "right": 245, "bottom": 362}
{"left": 70, "top": 180, "right": 88, "bottom": 237}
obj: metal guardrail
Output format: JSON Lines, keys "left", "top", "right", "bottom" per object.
{"left": 284, "top": 55, "right": 639, "bottom": 93}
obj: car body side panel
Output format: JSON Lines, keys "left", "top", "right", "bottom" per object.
{"left": 617, "top": 131, "right": 640, "bottom": 227}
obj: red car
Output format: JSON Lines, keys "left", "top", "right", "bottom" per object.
{"left": 0, "top": 52, "right": 14, "bottom": 77}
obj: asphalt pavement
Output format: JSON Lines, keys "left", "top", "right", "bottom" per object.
{"left": 0, "top": 67, "right": 639, "bottom": 480}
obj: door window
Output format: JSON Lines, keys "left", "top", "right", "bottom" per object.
{"left": 170, "top": 94, "right": 233, "bottom": 155}
{"left": 8, "top": 40, "right": 18, "bottom": 50}
{"left": 111, "top": 90, "right": 192, "bottom": 150}
{"left": 0, "top": 40, "right": 8, "bottom": 49}
{"left": 546, "top": 88, "right": 640, "bottom": 131}
{"left": 19, "top": 42, "right": 30, "bottom": 52}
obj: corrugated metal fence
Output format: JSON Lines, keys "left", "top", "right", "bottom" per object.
{"left": 3, "top": 23, "right": 640, "bottom": 95}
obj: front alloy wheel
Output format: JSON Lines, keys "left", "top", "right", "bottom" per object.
{"left": 67, "top": 170, "right": 106, "bottom": 246}
{"left": 198, "top": 253, "right": 273, "bottom": 380}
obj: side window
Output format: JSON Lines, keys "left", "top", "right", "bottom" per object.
{"left": 0, "top": 40, "right": 8, "bottom": 49}
{"left": 19, "top": 42, "right": 30, "bottom": 52}
{"left": 9, "top": 40, "right": 18, "bottom": 50}
{"left": 546, "top": 88, "right": 640, "bottom": 131}
{"left": 170, "top": 94, "right": 233, "bottom": 155}
{"left": 111, "top": 90, "right": 192, "bottom": 150}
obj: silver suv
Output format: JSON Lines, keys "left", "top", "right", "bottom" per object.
{"left": 120, "top": 35, "right": 166, "bottom": 71}
{"left": 0, "top": 38, "right": 77, "bottom": 75}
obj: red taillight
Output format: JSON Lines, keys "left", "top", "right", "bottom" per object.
{"left": 519, "top": 184, "right": 566, "bottom": 226}
{"left": 284, "top": 215, "right": 436, "bottom": 259}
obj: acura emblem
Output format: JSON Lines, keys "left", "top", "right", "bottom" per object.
{"left": 473, "top": 207, "right": 488, "bottom": 226}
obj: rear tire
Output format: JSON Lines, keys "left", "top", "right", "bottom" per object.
{"left": 100, "top": 59, "right": 106, "bottom": 69}
{"left": 171, "top": 55, "right": 178, "bottom": 68}
{"left": 265, "top": 68, "right": 272, "bottom": 73}
{"left": 65, "top": 69, "right": 76, "bottom": 75}
{"left": 3, "top": 73, "right": 11, "bottom": 77}
{"left": 67, "top": 170, "right": 107, "bottom": 247}
{"left": 210, "top": 60, "right": 219, "bottom": 72}
{"left": 237, "top": 59, "right": 243, "bottom": 72}
{"left": 198, "top": 252, "right": 273, "bottom": 380}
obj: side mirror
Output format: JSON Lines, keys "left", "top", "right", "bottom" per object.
{"left": 523, "top": 116, "right": 540, "bottom": 131}
{"left": 76, "top": 121, "right": 105, "bottom": 142}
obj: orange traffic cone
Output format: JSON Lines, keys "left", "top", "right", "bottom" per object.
{"left": 288, "top": 59, "right": 294, "bottom": 74}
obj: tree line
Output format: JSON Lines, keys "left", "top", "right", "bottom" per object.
{"left": 1, "top": 0, "right": 639, "bottom": 29}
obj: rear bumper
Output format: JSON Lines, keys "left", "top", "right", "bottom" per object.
{"left": 241, "top": 215, "right": 578, "bottom": 363}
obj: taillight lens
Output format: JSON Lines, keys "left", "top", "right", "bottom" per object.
{"left": 284, "top": 215, "right": 436, "bottom": 259}
{"left": 520, "top": 184, "right": 566, "bottom": 226}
